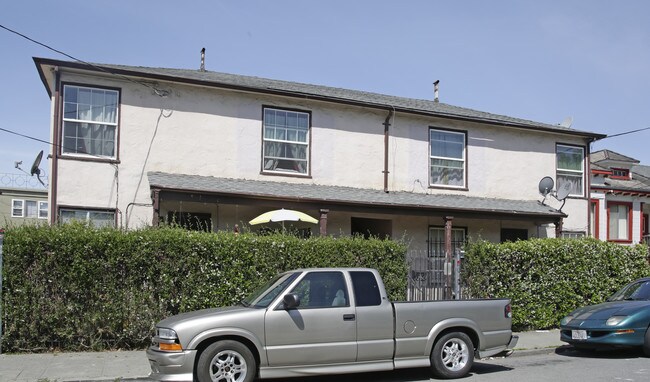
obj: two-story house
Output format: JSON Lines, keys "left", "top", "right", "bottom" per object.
{"left": 34, "top": 57, "right": 604, "bottom": 259}
{"left": 0, "top": 173, "right": 48, "bottom": 229}
{"left": 590, "top": 149, "right": 650, "bottom": 245}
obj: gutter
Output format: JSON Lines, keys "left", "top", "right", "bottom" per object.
{"left": 50, "top": 67, "right": 60, "bottom": 224}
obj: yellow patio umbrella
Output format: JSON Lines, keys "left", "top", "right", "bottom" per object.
{"left": 249, "top": 208, "right": 318, "bottom": 229}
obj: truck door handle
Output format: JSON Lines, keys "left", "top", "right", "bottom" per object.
{"left": 343, "top": 314, "right": 356, "bottom": 321}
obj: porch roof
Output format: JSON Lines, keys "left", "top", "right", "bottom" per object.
{"left": 148, "top": 172, "right": 566, "bottom": 220}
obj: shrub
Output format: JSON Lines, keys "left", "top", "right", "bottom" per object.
{"left": 0, "top": 224, "right": 407, "bottom": 352}
{"left": 463, "top": 238, "right": 650, "bottom": 330}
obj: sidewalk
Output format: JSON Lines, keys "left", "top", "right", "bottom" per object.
{"left": 0, "top": 330, "right": 565, "bottom": 382}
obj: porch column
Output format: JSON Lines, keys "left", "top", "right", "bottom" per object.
{"left": 151, "top": 189, "right": 161, "bottom": 227}
{"left": 444, "top": 216, "right": 454, "bottom": 299}
{"left": 554, "top": 218, "right": 563, "bottom": 238}
{"left": 319, "top": 209, "right": 329, "bottom": 236}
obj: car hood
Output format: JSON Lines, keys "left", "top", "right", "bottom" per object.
{"left": 157, "top": 305, "right": 252, "bottom": 330}
{"left": 570, "top": 300, "right": 649, "bottom": 320}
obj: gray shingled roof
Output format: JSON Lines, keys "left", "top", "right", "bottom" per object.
{"left": 34, "top": 57, "right": 605, "bottom": 139}
{"left": 148, "top": 171, "right": 565, "bottom": 218}
{"left": 591, "top": 149, "right": 640, "bottom": 164}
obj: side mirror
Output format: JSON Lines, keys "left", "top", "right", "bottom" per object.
{"left": 283, "top": 293, "right": 300, "bottom": 309}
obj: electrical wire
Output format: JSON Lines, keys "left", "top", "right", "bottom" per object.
{"left": 0, "top": 23, "right": 168, "bottom": 97}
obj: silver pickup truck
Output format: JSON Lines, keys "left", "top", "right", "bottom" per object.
{"left": 147, "top": 268, "right": 517, "bottom": 381}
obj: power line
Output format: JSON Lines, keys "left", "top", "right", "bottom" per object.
{"left": 0, "top": 23, "right": 168, "bottom": 97}
{"left": 605, "top": 126, "right": 650, "bottom": 139}
{"left": 0, "top": 126, "right": 51, "bottom": 146}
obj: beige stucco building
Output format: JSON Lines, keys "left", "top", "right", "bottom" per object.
{"left": 34, "top": 57, "right": 604, "bottom": 256}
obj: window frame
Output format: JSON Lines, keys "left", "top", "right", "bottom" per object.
{"left": 611, "top": 168, "right": 630, "bottom": 180}
{"left": 427, "top": 225, "right": 467, "bottom": 258}
{"left": 607, "top": 201, "right": 633, "bottom": 243}
{"left": 38, "top": 201, "right": 49, "bottom": 219}
{"left": 561, "top": 231, "right": 586, "bottom": 239}
{"left": 261, "top": 106, "right": 311, "bottom": 177}
{"left": 60, "top": 83, "right": 121, "bottom": 162}
{"left": 428, "top": 127, "right": 467, "bottom": 189}
{"left": 11, "top": 199, "right": 24, "bottom": 217}
{"left": 58, "top": 206, "right": 117, "bottom": 228}
{"left": 556, "top": 144, "right": 585, "bottom": 198}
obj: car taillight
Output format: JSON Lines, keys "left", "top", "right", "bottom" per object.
{"left": 505, "top": 303, "right": 512, "bottom": 318}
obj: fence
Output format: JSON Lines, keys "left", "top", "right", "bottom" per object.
{"left": 406, "top": 249, "right": 466, "bottom": 301}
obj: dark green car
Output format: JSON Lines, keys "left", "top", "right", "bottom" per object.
{"left": 560, "top": 277, "right": 650, "bottom": 356}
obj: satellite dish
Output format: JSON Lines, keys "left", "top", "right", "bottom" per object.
{"left": 538, "top": 176, "right": 554, "bottom": 196}
{"left": 30, "top": 150, "right": 45, "bottom": 186}
{"left": 555, "top": 181, "right": 572, "bottom": 201}
{"left": 559, "top": 116, "right": 573, "bottom": 128}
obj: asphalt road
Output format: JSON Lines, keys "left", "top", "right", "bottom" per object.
{"left": 121, "top": 347, "right": 650, "bottom": 382}
{"left": 261, "top": 348, "right": 649, "bottom": 382}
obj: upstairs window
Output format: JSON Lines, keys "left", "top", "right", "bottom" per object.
{"left": 62, "top": 85, "right": 119, "bottom": 158}
{"left": 556, "top": 144, "right": 584, "bottom": 197}
{"left": 262, "top": 108, "right": 310, "bottom": 175}
{"left": 611, "top": 168, "right": 630, "bottom": 179}
{"left": 429, "top": 128, "right": 466, "bottom": 188}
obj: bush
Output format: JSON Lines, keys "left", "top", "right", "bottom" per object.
{"left": 1, "top": 224, "right": 407, "bottom": 352}
{"left": 463, "top": 238, "right": 650, "bottom": 330}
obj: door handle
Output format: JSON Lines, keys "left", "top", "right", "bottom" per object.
{"left": 343, "top": 314, "right": 356, "bottom": 321}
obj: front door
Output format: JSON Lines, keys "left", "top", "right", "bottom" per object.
{"left": 264, "top": 271, "right": 357, "bottom": 366}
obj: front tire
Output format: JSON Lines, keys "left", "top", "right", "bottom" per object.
{"left": 430, "top": 331, "right": 474, "bottom": 379}
{"left": 197, "top": 340, "right": 256, "bottom": 382}
{"left": 643, "top": 327, "right": 650, "bottom": 357}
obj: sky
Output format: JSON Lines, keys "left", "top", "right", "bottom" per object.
{"left": 1, "top": 0, "right": 649, "bottom": 186}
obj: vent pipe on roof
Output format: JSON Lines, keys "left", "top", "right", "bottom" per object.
{"left": 200, "top": 48, "right": 206, "bottom": 72}
{"left": 433, "top": 80, "right": 440, "bottom": 103}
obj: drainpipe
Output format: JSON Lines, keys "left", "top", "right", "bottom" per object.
{"left": 383, "top": 109, "right": 393, "bottom": 193}
{"left": 50, "top": 67, "right": 61, "bottom": 224}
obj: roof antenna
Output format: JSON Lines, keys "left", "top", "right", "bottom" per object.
{"left": 200, "top": 48, "right": 206, "bottom": 72}
{"left": 433, "top": 80, "right": 440, "bottom": 103}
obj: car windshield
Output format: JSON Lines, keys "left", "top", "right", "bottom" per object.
{"left": 609, "top": 280, "right": 650, "bottom": 301}
{"left": 240, "top": 272, "right": 299, "bottom": 308}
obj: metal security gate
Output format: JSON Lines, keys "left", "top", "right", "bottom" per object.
{"left": 407, "top": 227, "right": 466, "bottom": 301}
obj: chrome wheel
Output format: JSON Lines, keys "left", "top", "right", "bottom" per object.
{"left": 209, "top": 349, "right": 248, "bottom": 382}
{"left": 430, "top": 332, "right": 474, "bottom": 379}
{"left": 197, "top": 341, "right": 255, "bottom": 382}
{"left": 440, "top": 337, "right": 470, "bottom": 371}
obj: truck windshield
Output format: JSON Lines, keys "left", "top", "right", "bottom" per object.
{"left": 241, "top": 272, "right": 299, "bottom": 308}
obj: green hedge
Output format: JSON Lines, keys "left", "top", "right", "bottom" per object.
{"left": 463, "top": 238, "right": 650, "bottom": 330}
{"left": 1, "top": 224, "right": 407, "bottom": 352}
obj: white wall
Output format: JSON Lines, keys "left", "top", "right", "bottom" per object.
{"left": 52, "top": 70, "right": 591, "bottom": 232}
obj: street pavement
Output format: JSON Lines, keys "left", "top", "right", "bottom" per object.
{"left": 0, "top": 329, "right": 564, "bottom": 382}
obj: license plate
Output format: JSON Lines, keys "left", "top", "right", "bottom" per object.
{"left": 572, "top": 330, "right": 587, "bottom": 340}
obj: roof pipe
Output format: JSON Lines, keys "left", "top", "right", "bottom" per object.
{"left": 383, "top": 109, "right": 394, "bottom": 193}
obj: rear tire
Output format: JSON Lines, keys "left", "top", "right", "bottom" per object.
{"left": 196, "top": 340, "right": 256, "bottom": 382}
{"left": 643, "top": 327, "right": 650, "bottom": 357}
{"left": 430, "top": 331, "right": 474, "bottom": 379}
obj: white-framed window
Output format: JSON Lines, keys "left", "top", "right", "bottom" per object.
{"left": 24, "top": 200, "right": 38, "bottom": 218}
{"left": 59, "top": 208, "right": 115, "bottom": 228}
{"left": 429, "top": 128, "right": 466, "bottom": 187}
{"left": 11, "top": 199, "right": 24, "bottom": 217}
{"left": 38, "top": 201, "right": 48, "bottom": 219}
{"left": 62, "top": 85, "right": 119, "bottom": 158}
{"left": 262, "top": 107, "right": 310, "bottom": 175}
{"left": 556, "top": 144, "right": 584, "bottom": 197}
{"left": 608, "top": 202, "right": 632, "bottom": 242}
{"left": 561, "top": 231, "right": 585, "bottom": 239}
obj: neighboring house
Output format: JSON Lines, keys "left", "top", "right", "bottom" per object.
{"left": 0, "top": 173, "right": 48, "bottom": 228}
{"left": 590, "top": 150, "right": 650, "bottom": 245}
{"left": 33, "top": 57, "right": 605, "bottom": 257}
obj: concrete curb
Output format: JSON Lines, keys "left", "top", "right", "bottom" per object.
{"left": 508, "top": 345, "right": 571, "bottom": 358}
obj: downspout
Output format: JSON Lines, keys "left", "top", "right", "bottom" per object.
{"left": 383, "top": 109, "right": 394, "bottom": 193}
{"left": 50, "top": 67, "right": 61, "bottom": 224}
